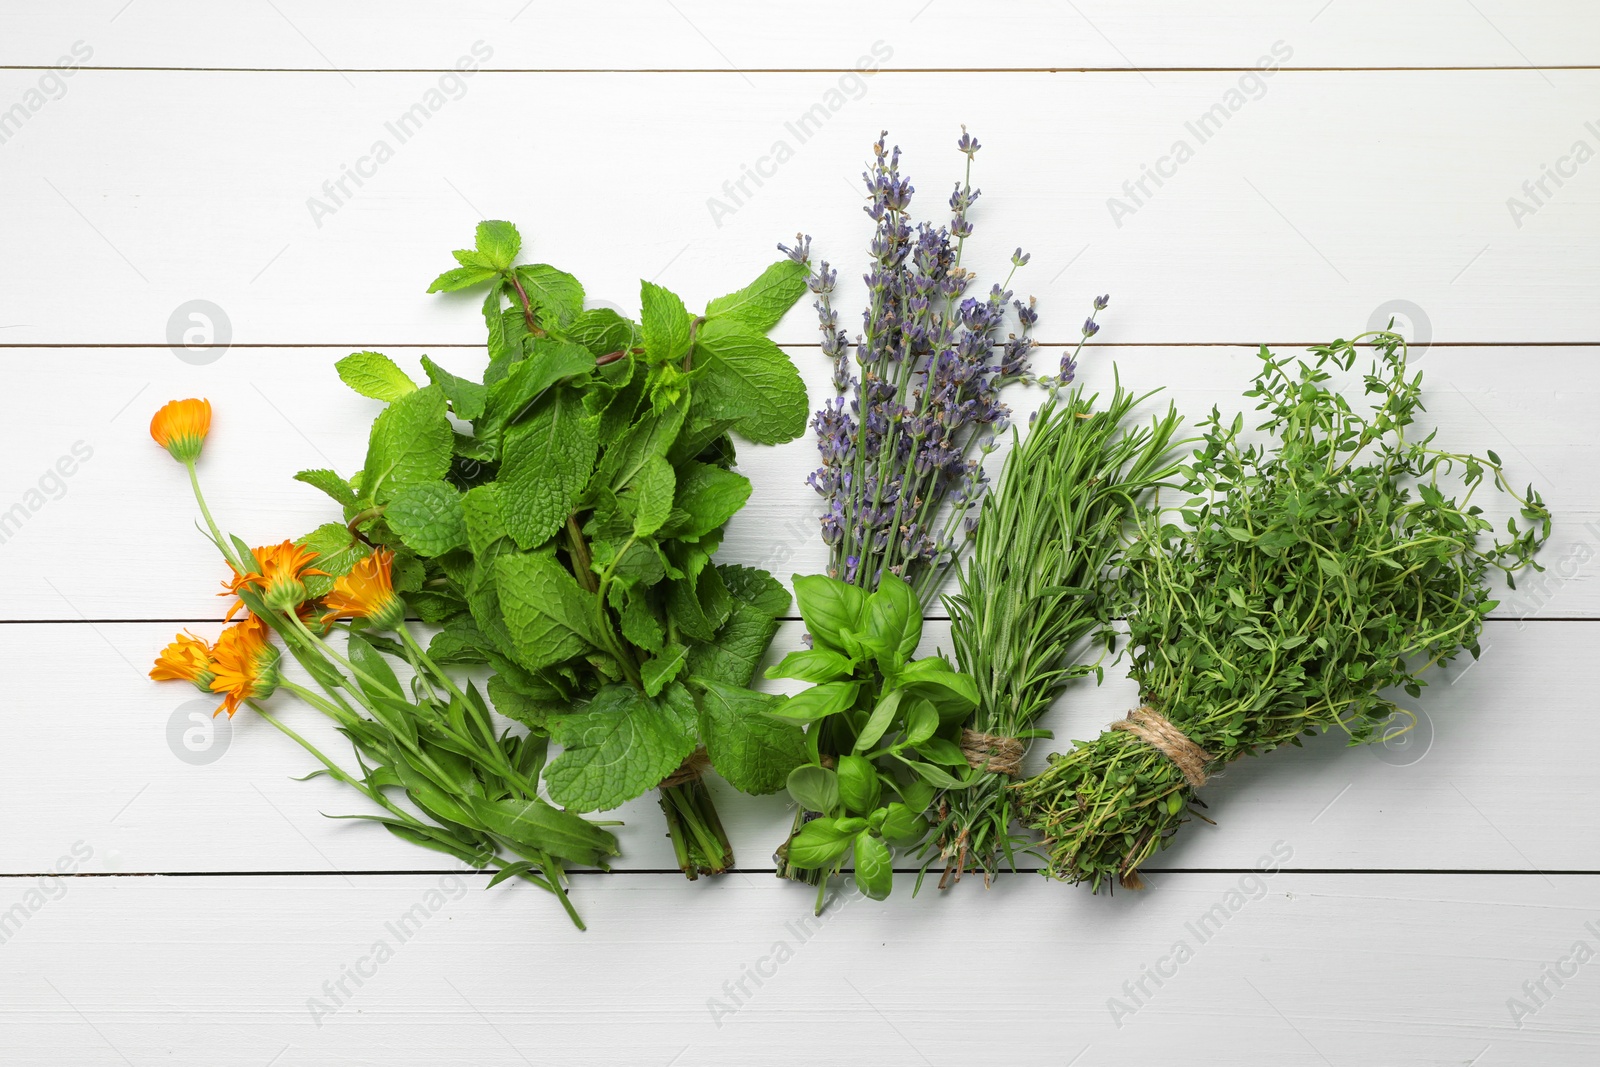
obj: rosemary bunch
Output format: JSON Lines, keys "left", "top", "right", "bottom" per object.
{"left": 1018, "top": 334, "right": 1550, "bottom": 890}
{"left": 937, "top": 376, "right": 1185, "bottom": 884}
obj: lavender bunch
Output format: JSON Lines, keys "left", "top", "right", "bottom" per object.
{"left": 781, "top": 129, "right": 1053, "bottom": 608}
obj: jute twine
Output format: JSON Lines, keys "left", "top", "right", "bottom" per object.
{"left": 1111, "top": 706, "right": 1215, "bottom": 789}
{"left": 960, "top": 728, "right": 1026, "bottom": 778}
{"left": 658, "top": 747, "right": 710, "bottom": 790}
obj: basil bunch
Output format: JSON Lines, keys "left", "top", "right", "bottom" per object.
{"left": 297, "top": 221, "right": 815, "bottom": 877}
{"left": 766, "top": 573, "right": 980, "bottom": 906}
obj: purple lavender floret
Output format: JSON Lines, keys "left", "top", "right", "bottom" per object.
{"left": 786, "top": 130, "right": 1107, "bottom": 604}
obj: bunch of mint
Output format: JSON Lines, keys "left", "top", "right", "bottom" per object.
{"left": 295, "top": 221, "right": 815, "bottom": 876}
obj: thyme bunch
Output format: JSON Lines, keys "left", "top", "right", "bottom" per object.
{"left": 1019, "top": 333, "right": 1550, "bottom": 890}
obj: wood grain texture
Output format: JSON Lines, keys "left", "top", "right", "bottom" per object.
{"left": 3, "top": 1, "right": 1598, "bottom": 70}
{"left": 0, "top": 345, "right": 1589, "bottom": 620}
{"left": 2, "top": 873, "right": 1597, "bottom": 1065}
{"left": 0, "top": 69, "right": 1596, "bottom": 346}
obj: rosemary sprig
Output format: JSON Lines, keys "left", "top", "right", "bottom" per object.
{"left": 936, "top": 375, "right": 1186, "bottom": 883}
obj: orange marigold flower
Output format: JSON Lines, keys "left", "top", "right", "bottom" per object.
{"left": 222, "top": 540, "right": 326, "bottom": 618}
{"left": 321, "top": 549, "right": 404, "bottom": 631}
{"left": 150, "top": 398, "right": 212, "bottom": 464}
{"left": 150, "top": 631, "right": 216, "bottom": 692}
{"left": 208, "top": 616, "right": 280, "bottom": 718}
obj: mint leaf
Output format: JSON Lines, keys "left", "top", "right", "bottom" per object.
{"left": 495, "top": 553, "right": 602, "bottom": 671}
{"left": 569, "top": 308, "right": 639, "bottom": 357}
{"left": 515, "top": 264, "right": 584, "bottom": 330}
{"left": 336, "top": 351, "right": 418, "bottom": 402}
{"left": 545, "top": 683, "right": 697, "bottom": 810}
{"left": 618, "top": 589, "right": 665, "bottom": 652}
{"left": 482, "top": 339, "right": 596, "bottom": 434}
{"left": 640, "top": 642, "right": 688, "bottom": 697}
{"left": 486, "top": 673, "right": 563, "bottom": 731}
{"left": 386, "top": 481, "right": 467, "bottom": 557}
{"left": 296, "top": 522, "right": 370, "bottom": 599}
{"left": 640, "top": 281, "right": 693, "bottom": 365}
{"left": 361, "top": 385, "right": 453, "bottom": 506}
{"left": 294, "top": 468, "right": 357, "bottom": 510}
{"left": 704, "top": 259, "right": 808, "bottom": 331}
{"left": 500, "top": 389, "right": 599, "bottom": 549}
{"left": 595, "top": 398, "right": 687, "bottom": 491}
{"left": 684, "top": 601, "right": 779, "bottom": 687}
{"left": 696, "top": 679, "right": 806, "bottom": 795}
{"left": 665, "top": 462, "right": 751, "bottom": 539}
{"left": 691, "top": 316, "right": 807, "bottom": 444}
{"left": 462, "top": 483, "right": 509, "bottom": 556}
{"left": 421, "top": 354, "right": 488, "bottom": 421}
{"left": 626, "top": 454, "right": 675, "bottom": 537}
{"left": 475, "top": 220, "right": 521, "bottom": 272}
{"left": 428, "top": 265, "right": 499, "bottom": 293}
{"left": 719, "top": 564, "right": 791, "bottom": 617}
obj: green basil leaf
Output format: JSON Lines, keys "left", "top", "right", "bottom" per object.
{"left": 835, "top": 754, "right": 882, "bottom": 815}
{"left": 786, "top": 764, "right": 839, "bottom": 815}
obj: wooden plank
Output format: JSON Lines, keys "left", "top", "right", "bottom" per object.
{"left": 5, "top": 618, "right": 1593, "bottom": 875}
{"left": 0, "top": 346, "right": 1590, "bottom": 621}
{"left": 0, "top": 71, "right": 1597, "bottom": 345}
{"left": 2, "top": 873, "right": 1597, "bottom": 1063}
{"left": 3, "top": 1, "right": 1598, "bottom": 70}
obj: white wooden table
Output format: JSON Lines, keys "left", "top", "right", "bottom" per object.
{"left": 3, "top": 3, "right": 1598, "bottom": 1063}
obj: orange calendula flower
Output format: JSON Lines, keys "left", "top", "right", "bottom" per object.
{"left": 150, "top": 398, "right": 212, "bottom": 464}
{"left": 208, "top": 616, "right": 280, "bottom": 718}
{"left": 222, "top": 540, "right": 326, "bottom": 617}
{"left": 150, "top": 631, "right": 217, "bottom": 692}
{"left": 321, "top": 549, "right": 404, "bottom": 631}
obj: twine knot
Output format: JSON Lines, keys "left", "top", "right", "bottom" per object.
{"left": 960, "top": 728, "right": 1025, "bottom": 778}
{"left": 1111, "top": 706, "right": 1215, "bottom": 789}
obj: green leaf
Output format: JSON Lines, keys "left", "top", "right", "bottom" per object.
{"left": 485, "top": 673, "right": 562, "bottom": 731}
{"left": 684, "top": 601, "right": 781, "bottom": 687}
{"left": 466, "top": 797, "right": 620, "bottom": 868}
{"left": 626, "top": 454, "right": 676, "bottom": 537}
{"left": 296, "top": 522, "right": 369, "bottom": 599}
{"left": 428, "top": 265, "right": 499, "bottom": 293}
{"left": 863, "top": 571, "right": 921, "bottom": 665}
{"left": 878, "top": 802, "right": 927, "bottom": 844}
{"left": 618, "top": 589, "right": 665, "bottom": 653}
{"left": 385, "top": 482, "right": 467, "bottom": 557}
{"left": 663, "top": 462, "right": 751, "bottom": 540}
{"left": 894, "top": 656, "right": 980, "bottom": 708}
{"left": 784, "top": 816, "right": 853, "bottom": 868}
{"left": 346, "top": 633, "right": 403, "bottom": 703}
{"left": 483, "top": 339, "right": 597, "bottom": 433}
{"left": 902, "top": 698, "right": 938, "bottom": 747}
{"left": 765, "top": 648, "right": 856, "bottom": 683}
{"left": 717, "top": 564, "right": 792, "bottom": 618}
{"left": 640, "top": 642, "right": 689, "bottom": 698}
{"left": 691, "top": 316, "right": 808, "bottom": 445}
{"left": 475, "top": 220, "right": 521, "bottom": 272}
{"left": 544, "top": 683, "right": 697, "bottom": 811}
{"left": 786, "top": 765, "right": 839, "bottom": 817}
{"left": 462, "top": 484, "right": 510, "bottom": 556}
{"left": 835, "top": 754, "right": 881, "bottom": 815}
{"left": 766, "top": 681, "right": 858, "bottom": 724}
{"left": 421, "top": 354, "right": 488, "bottom": 421}
{"left": 640, "top": 281, "right": 693, "bottom": 365}
{"left": 495, "top": 553, "right": 602, "bottom": 671}
{"left": 294, "top": 468, "right": 357, "bottom": 510}
{"left": 695, "top": 679, "right": 806, "bottom": 795}
{"left": 792, "top": 573, "right": 867, "bottom": 652}
{"left": 361, "top": 385, "right": 453, "bottom": 506}
{"left": 852, "top": 832, "right": 893, "bottom": 900}
{"left": 704, "top": 258, "right": 809, "bottom": 332}
{"left": 500, "top": 388, "right": 599, "bottom": 549}
{"left": 515, "top": 264, "right": 585, "bottom": 330}
{"left": 337, "top": 351, "right": 417, "bottom": 402}
{"left": 568, "top": 308, "right": 639, "bottom": 358}
{"left": 852, "top": 687, "right": 903, "bottom": 754}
